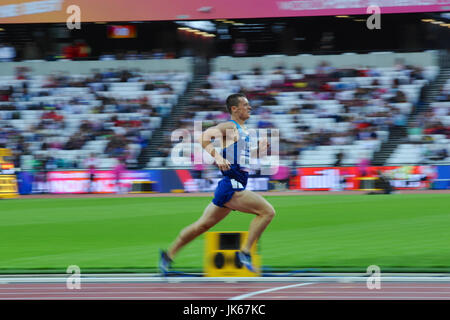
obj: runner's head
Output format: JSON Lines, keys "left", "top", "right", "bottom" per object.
{"left": 226, "top": 93, "right": 252, "bottom": 120}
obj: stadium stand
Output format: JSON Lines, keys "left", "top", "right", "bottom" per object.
{"left": 0, "top": 59, "right": 193, "bottom": 171}
{"left": 0, "top": 51, "right": 446, "bottom": 171}
{"left": 152, "top": 51, "right": 441, "bottom": 169}
{"left": 387, "top": 74, "right": 450, "bottom": 165}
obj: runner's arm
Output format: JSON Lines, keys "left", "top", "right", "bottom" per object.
{"left": 250, "top": 137, "right": 270, "bottom": 159}
{"left": 199, "top": 122, "right": 233, "bottom": 171}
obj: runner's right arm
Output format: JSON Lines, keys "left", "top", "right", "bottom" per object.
{"left": 199, "top": 122, "right": 234, "bottom": 171}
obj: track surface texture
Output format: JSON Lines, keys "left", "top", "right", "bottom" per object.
{"left": 1, "top": 274, "right": 449, "bottom": 300}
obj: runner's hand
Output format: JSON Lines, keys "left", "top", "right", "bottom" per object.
{"left": 259, "top": 137, "right": 270, "bottom": 155}
{"left": 215, "top": 156, "right": 231, "bottom": 171}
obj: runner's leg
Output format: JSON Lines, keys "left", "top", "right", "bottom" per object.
{"left": 224, "top": 190, "right": 275, "bottom": 253}
{"left": 167, "top": 203, "right": 231, "bottom": 259}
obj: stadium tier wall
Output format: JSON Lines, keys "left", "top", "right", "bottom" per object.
{"left": 212, "top": 51, "right": 439, "bottom": 71}
{"left": 0, "top": 51, "right": 438, "bottom": 76}
{"left": 0, "top": 57, "right": 194, "bottom": 76}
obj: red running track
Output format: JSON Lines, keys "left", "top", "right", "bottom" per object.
{"left": 1, "top": 281, "right": 450, "bottom": 300}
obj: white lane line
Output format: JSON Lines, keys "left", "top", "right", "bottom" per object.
{"left": 0, "top": 285, "right": 449, "bottom": 290}
{"left": 0, "top": 297, "right": 236, "bottom": 300}
{"left": 0, "top": 291, "right": 274, "bottom": 295}
{"left": 239, "top": 291, "right": 450, "bottom": 295}
{"left": 2, "top": 276, "right": 450, "bottom": 284}
{"left": 1, "top": 291, "right": 449, "bottom": 296}
{"left": 1, "top": 295, "right": 450, "bottom": 300}
{"left": 229, "top": 282, "right": 314, "bottom": 300}
{"left": 0, "top": 286, "right": 285, "bottom": 290}
{"left": 255, "top": 296, "right": 450, "bottom": 300}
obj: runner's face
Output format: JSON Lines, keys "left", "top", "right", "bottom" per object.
{"left": 233, "top": 97, "right": 252, "bottom": 120}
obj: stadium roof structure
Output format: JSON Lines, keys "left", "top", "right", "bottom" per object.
{"left": 0, "top": 0, "right": 449, "bottom": 24}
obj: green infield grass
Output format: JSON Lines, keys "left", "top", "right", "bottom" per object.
{"left": 0, "top": 193, "right": 449, "bottom": 273}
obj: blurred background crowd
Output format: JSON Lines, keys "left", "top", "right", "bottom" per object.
{"left": 0, "top": 13, "right": 448, "bottom": 185}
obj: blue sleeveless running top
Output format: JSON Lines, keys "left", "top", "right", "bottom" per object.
{"left": 220, "top": 120, "right": 251, "bottom": 187}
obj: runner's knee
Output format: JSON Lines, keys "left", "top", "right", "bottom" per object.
{"left": 259, "top": 206, "right": 275, "bottom": 220}
{"left": 267, "top": 207, "right": 276, "bottom": 220}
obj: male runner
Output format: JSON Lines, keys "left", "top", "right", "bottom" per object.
{"left": 159, "top": 93, "right": 275, "bottom": 274}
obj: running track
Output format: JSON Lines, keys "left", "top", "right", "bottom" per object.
{"left": 1, "top": 274, "right": 450, "bottom": 300}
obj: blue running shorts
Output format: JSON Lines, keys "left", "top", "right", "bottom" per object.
{"left": 212, "top": 177, "right": 248, "bottom": 208}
